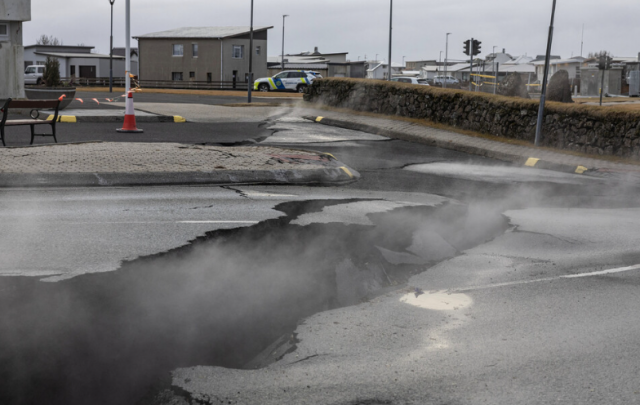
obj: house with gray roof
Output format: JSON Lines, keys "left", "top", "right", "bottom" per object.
{"left": 133, "top": 26, "right": 272, "bottom": 86}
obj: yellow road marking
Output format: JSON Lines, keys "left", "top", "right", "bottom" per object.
{"left": 575, "top": 166, "right": 588, "bottom": 174}
{"left": 174, "top": 116, "right": 186, "bottom": 123}
{"left": 47, "top": 115, "right": 76, "bottom": 123}
{"left": 340, "top": 166, "right": 354, "bottom": 178}
{"left": 525, "top": 157, "right": 540, "bottom": 167}
{"left": 316, "top": 116, "right": 324, "bottom": 122}
{"left": 324, "top": 153, "right": 336, "bottom": 159}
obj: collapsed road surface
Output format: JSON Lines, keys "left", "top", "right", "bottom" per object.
{"left": 1, "top": 112, "right": 640, "bottom": 405}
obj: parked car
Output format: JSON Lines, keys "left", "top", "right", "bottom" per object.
{"left": 254, "top": 71, "right": 317, "bottom": 93}
{"left": 391, "top": 77, "right": 429, "bottom": 86}
{"left": 433, "top": 75, "right": 459, "bottom": 85}
{"left": 307, "top": 71, "right": 324, "bottom": 79}
{"left": 24, "top": 65, "right": 45, "bottom": 85}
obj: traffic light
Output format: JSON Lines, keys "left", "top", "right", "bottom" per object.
{"left": 472, "top": 39, "right": 482, "bottom": 56}
{"left": 463, "top": 40, "right": 470, "bottom": 56}
{"left": 598, "top": 55, "right": 612, "bottom": 70}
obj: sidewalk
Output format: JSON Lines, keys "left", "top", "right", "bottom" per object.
{"left": 0, "top": 142, "right": 357, "bottom": 187}
{"left": 300, "top": 108, "right": 640, "bottom": 180}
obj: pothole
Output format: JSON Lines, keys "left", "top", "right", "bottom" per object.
{"left": 0, "top": 199, "right": 508, "bottom": 405}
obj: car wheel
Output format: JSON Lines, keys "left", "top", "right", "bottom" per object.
{"left": 296, "top": 84, "right": 307, "bottom": 93}
{"left": 258, "top": 83, "right": 270, "bottom": 92}
{"left": 36, "top": 78, "right": 42, "bottom": 85}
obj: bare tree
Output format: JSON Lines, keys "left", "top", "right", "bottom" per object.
{"left": 587, "top": 50, "right": 610, "bottom": 59}
{"left": 36, "top": 35, "right": 63, "bottom": 46}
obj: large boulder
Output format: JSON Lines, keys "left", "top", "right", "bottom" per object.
{"left": 497, "top": 73, "right": 530, "bottom": 99}
{"left": 546, "top": 69, "right": 573, "bottom": 103}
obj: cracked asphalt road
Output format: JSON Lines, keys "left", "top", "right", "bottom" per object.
{"left": 1, "top": 105, "right": 640, "bottom": 405}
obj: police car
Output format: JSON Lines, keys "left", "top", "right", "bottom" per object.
{"left": 254, "top": 70, "right": 317, "bottom": 93}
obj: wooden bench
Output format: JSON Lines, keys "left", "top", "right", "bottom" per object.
{"left": 0, "top": 98, "right": 61, "bottom": 146}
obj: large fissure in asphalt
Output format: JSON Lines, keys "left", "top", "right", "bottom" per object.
{"left": 0, "top": 199, "right": 508, "bottom": 405}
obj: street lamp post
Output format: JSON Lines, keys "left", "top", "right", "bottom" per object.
{"left": 281, "top": 15, "right": 288, "bottom": 70}
{"left": 109, "top": 0, "right": 115, "bottom": 93}
{"left": 248, "top": 0, "right": 254, "bottom": 103}
{"left": 125, "top": 0, "right": 131, "bottom": 95}
{"left": 444, "top": 32, "right": 451, "bottom": 88}
{"left": 534, "top": 0, "right": 558, "bottom": 147}
{"left": 387, "top": 0, "right": 393, "bottom": 81}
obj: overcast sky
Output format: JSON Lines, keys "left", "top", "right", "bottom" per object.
{"left": 25, "top": 0, "right": 640, "bottom": 62}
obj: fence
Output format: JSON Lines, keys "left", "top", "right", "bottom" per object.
{"left": 60, "top": 77, "right": 250, "bottom": 91}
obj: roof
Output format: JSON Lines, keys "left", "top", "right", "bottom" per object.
{"left": 532, "top": 57, "right": 585, "bottom": 66}
{"left": 134, "top": 26, "right": 272, "bottom": 39}
{"left": 34, "top": 52, "right": 125, "bottom": 59}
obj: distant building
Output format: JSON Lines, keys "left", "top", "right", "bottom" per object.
{"left": 267, "top": 47, "right": 352, "bottom": 77}
{"left": 366, "top": 62, "right": 403, "bottom": 80}
{"left": 1, "top": 0, "right": 30, "bottom": 99}
{"left": 23, "top": 44, "right": 133, "bottom": 78}
{"left": 134, "top": 26, "right": 272, "bottom": 85}
{"left": 532, "top": 56, "right": 585, "bottom": 81}
{"left": 405, "top": 60, "right": 438, "bottom": 71}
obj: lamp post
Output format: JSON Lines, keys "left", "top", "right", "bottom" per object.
{"left": 125, "top": 0, "right": 131, "bottom": 95}
{"left": 534, "top": 0, "right": 557, "bottom": 147}
{"left": 109, "top": 0, "right": 115, "bottom": 93}
{"left": 387, "top": 0, "right": 393, "bottom": 81}
{"left": 444, "top": 32, "right": 451, "bottom": 88}
{"left": 248, "top": 0, "right": 254, "bottom": 103}
{"left": 281, "top": 15, "right": 288, "bottom": 70}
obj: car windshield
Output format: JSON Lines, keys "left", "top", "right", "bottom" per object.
{"left": 417, "top": 79, "right": 427, "bottom": 83}
{"left": 25, "top": 67, "right": 35, "bottom": 74}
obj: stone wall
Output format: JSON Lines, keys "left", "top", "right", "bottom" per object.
{"left": 304, "top": 78, "right": 640, "bottom": 159}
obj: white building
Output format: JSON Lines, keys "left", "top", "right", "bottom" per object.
{"left": 532, "top": 56, "right": 585, "bottom": 81}
{"left": 1, "top": 0, "right": 30, "bottom": 99}
{"left": 23, "top": 44, "right": 135, "bottom": 79}
{"left": 366, "top": 62, "right": 403, "bottom": 79}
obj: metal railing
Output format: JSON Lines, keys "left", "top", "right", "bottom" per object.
{"left": 60, "top": 77, "right": 250, "bottom": 91}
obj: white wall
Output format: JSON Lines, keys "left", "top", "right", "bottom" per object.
{"left": 0, "top": 21, "right": 25, "bottom": 99}
{"left": 0, "top": 0, "right": 31, "bottom": 22}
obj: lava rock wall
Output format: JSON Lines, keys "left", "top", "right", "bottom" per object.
{"left": 304, "top": 78, "right": 640, "bottom": 159}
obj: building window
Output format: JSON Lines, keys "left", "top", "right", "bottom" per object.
{"left": 24, "top": 61, "right": 33, "bottom": 69}
{"left": 207, "top": 73, "right": 212, "bottom": 83}
{"left": 232, "top": 45, "right": 244, "bottom": 59}
{"left": 172, "top": 72, "right": 183, "bottom": 81}
{"left": 189, "top": 72, "right": 195, "bottom": 79}
{"left": 192, "top": 44, "right": 198, "bottom": 58}
{"left": 172, "top": 44, "right": 183, "bottom": 57}
{"left": 0, "top": 23, "right": 8, "bottom": 41}
{"left": 256, "top": 46, "right": 261, "bottom": 55}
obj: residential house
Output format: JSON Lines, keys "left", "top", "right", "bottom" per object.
{"left": 405, "top": 60, "right": 437, "bottom": 71}
{"left": 267, "top": 47, "right": 352, "bottom": 77}
{"left": 366, "top": 62, "right": 403, "bottom": 79}
{"left": 1, "top": 0, "right": 30, "bottom": 99}
{"left": 134, "top": 26, "right": 272, "bottom": 85}
{"left": 23, "top": 44, "right": 130, "bottom": 79}
{"left": 112, "top": 47, "right": 139, "bottom": 75}
{"left": 532, "top": 56, "right": 584, "bottom": 81}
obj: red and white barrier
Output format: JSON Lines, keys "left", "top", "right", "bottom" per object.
{"left": 116, "top": 91, "right": 143, "bottom": 133}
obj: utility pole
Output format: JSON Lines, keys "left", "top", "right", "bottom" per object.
{"left": 580, "top": 23, "right": 584, "bottom": 57}
{"left": 534, "top": 0, "right": 557, "bottom": 147}
{"left": 444, "top": 32, "right": 451, "bottom": 88}
{"left": 388, "top": 0, "right": 393, "bottom": 81}
{"left": 248, "top": 0, "right": 254, "bottom": 103}
{"left": 281, "top": 15, "right": 288, "bottom": 70}
{"left": 493, "top": 45, "right": 497, "bottom": 94}
{"left": 109, "top": 0, "right": 115, "bottom": 93}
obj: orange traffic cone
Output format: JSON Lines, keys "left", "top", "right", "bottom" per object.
{"left": 116, "top": 91, "right": 143, "bottom": 133}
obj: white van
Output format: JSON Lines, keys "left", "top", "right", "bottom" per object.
{"left": 24, "top": 65, "right": 45, "bottom": 85}
{"left": 433, "top": 75, "right": 459, "bottom": 85}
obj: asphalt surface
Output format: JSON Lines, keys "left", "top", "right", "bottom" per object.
{"left": 1, "top": 101, "right": 640, "bottom": 405}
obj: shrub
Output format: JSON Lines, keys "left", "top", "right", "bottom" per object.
{"left": 43, "top": 57, "right": 61, "bottom": 87}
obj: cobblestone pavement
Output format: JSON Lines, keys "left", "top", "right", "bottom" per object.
{"left": 0, "top": 143, "right": 337, "bottom": 174}
{"left": 298, "top": 106, "right": 640, "bottom": 178}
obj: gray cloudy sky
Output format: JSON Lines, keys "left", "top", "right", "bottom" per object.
{"left": 25, "top": 0, "right": 639, "bottom": 62}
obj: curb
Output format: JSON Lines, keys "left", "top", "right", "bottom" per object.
{"left": 306, "top": 115, "right": 597, "bottom": 176}
{"left": 0, "top": 167, "right": 358, "bottom": 188}
{"left": 46, "top": 114, "right": 187, "bottom": 123}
